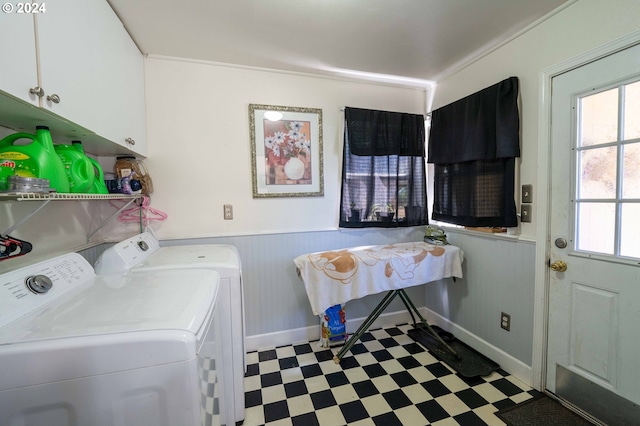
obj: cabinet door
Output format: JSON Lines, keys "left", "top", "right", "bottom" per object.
{"left": 91, "top": 16, "right": 147, "bottom": 156}
{"left": 36, "top": 0, "right": 105, "bottom": 128}
{"left": 0, "top": 13, "right": 38, "bottom": 104}
{"left": 36, "top": 0, "right": 146, "bottom": 155}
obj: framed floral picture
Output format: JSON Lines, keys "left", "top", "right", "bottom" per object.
{"left": 249, "top": 104, "right": 324, "bottom": 198}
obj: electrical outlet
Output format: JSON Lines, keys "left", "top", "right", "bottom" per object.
{"left": 223, "top": 204, "right": 233, "bottom": 220}
{"left": 501, "top": 312, "right": 511, "bottom": 331}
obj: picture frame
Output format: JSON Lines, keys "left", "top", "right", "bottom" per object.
{"left": 249, "top": 104, "right": 324, "bottom": 198}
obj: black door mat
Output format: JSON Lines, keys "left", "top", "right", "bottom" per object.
{"left": 407, "top": 324, "right": 499, "bottom": 377}
{"left": 496, "top": 395, "right": 596, "bottom": 426}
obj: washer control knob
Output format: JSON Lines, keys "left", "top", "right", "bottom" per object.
{"left": 25, "top": 275, "right": 53, "bottom": 294}
{"left": 138, "top": 241, "right": 149, "bottom": 251}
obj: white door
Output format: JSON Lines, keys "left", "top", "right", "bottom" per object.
{"left": 547, "top": 42, "right": 640, "bottom": 424}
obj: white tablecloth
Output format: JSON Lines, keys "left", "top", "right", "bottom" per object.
{"left": 294, "top": 241, "right": 464, "bottom": 316}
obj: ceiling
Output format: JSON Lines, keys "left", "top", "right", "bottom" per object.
{"left": 107, "top": 0, "right": 570, "bottom": 86}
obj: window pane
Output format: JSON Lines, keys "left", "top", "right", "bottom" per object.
{"left": 624, "top": 80, "right": 640, "bottom": 140}
{"left": 577, "top": 202, "right": 615, "bottom": 254}
{"left": 623, "top": 142, "right": 640, "bottom": 198}
{"left": 621, "top": 203, "right": 640, "bottom": 258}
{"left": 579, "top": 146, "right": 617, "bottom": 199}
{"left": 580, "top": 88, "right": 618, "bottom": 147}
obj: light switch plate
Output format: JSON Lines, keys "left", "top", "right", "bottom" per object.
{"left": 521, "top": 204, "right": 532, "bottom": 223}
{"left": 522, "top": 184, "right": 533, "bottom": 203}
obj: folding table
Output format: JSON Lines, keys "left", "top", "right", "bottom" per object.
{"left": 294, "top": 241, "right": 464, "bottom": 363}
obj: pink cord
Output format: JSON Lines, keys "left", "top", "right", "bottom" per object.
{"left": 110, "top": 196, "right": 168, "bottom": 225}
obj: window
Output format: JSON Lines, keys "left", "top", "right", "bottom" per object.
{"left": 428, "top": 77, "right": 521, "bottom": 228}
{"left": 574, "top": 79, "right": 640, "bottom": 259}
{"left": 339, "top": 107, "right": 428, "bottom": 228}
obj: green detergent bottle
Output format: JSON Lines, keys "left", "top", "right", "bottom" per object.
{"left": 69, "top": 141, "right": 108, "bottom": 194}
{"left": 54, "top": 141, "right": 94, "bottom": 193}
{"left": 0, "top": 126, "right": 70, "bottom": 193}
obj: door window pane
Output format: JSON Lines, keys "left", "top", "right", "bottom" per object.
{"left": 623, "top": 142, "right": 640, "bottom": 198}
{"left": 580, "top": 88, "right": 618, "bottom": 147}
{"left": 579, "top": 146, "right": 617, "bottom": 199}
{"left": 621, "top": 203, "right": 640, "bottom": 258}
{"left": 624, "top": 81, "right": 640, "bottom": 140}
{"left": 577, "top": 202, "right": 615, "bottom": 255}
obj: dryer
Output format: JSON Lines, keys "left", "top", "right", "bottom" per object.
{"left": 95, "top": 232, "right": 245, "bottom": 425}
{"left": 0, "top": 253, "right": 223, "bottom": 426}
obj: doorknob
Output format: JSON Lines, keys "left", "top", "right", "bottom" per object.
{"left": 549, "top": 260, "right": 567, "bottom": 272}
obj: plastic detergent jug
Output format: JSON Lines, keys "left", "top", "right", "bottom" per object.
{"left": 0, "top": 126, "right": 70, "bottom": 193}
{"left": 70, "top": 141, "right": 109, "bottom": 195}
{"left": 54, "top": 142, "right": 94, "bottom": 193}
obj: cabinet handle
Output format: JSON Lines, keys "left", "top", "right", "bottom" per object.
{"left": 29, "top": 86, "right": 45, "bottom": 97}
{"left": 46, "top": 94, "right": 61, "bottom": 104}
{"left": 125, "top": 137, "right": 135, "bottom": 146}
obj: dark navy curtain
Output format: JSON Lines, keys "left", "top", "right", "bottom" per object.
{"left": 340, "top": 107, "right": 428, "bottom": 228}
{"left": 428, "top": 77, "right": 520, "bottom": 227}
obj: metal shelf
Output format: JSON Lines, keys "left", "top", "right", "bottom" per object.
{"left": 0, "top": 192, "right": 139, "bottom": 201}
{"left": 1, "top": 193, "right": 142, "bottom": 240}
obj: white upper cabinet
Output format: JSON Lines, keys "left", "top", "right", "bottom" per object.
{"left": 0, "top": 0, "right": 146, "bottom": 156}
{"left": 0, "top": 14, "right": 39, "bottom": 104}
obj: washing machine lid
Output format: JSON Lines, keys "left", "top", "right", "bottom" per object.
{"left": 0, "top": 254, "right": 219, "bottom": 391}
{"left": 0, "top": 268, "right": 219, "bottom": 344}
{"left": 135, "top": 245, "right": 241, "bottom": 278}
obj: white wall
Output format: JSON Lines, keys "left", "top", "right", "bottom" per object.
{"left": 143, "top": 58, "right": 427, "bottom": 239}
{"left": 423, "top": 0, "right": 640, "bottom": 383}
{"left": 431, "top": 0, "right": 640, "bottom": 240}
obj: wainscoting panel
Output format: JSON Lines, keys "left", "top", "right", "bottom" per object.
{"left": 422, "top": 232, "right": 536, "bottom": 366}
{"left": 162, "top": 228, "right": 426, "bottom": 339}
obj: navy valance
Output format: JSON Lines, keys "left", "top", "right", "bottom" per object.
{"left": 428, "top": 77, "right": 520, "bottom": 163}
{"left": 345, "top": 107, "right": 425, "bottom": 157}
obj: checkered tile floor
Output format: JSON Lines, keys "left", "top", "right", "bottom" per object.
{"left": 242, "top": 324, "right": 540, "bottom": 425}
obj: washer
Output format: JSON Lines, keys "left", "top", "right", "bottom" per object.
{"left": 95, "top": 232, "right": 245, "bottom": 425}
{"left": 0, "top": 253, "right": 222, "bottom": 426}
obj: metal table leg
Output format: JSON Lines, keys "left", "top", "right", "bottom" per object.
{"left": 332, "top": 287, "right": 460, "bottom": 364}
{"left": 333, "top": 290, "right": 400, "bottom": 364}
{"left": 397, "top": 289, "right": 460, "bottom": 359}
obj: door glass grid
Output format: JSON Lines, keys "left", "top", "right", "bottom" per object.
{"left": 575, "top": 80, "right": 640, "bottom": 259}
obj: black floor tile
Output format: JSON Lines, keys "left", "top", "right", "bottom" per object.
{"left": 293, "top": 343, "right": 313, "bottom": 355}
{"left": 363, "top": 363, "right": 387, "bottom": 378}
{"left": 263, "top": 400, "right": 289, "bottom": 423}
{"left": 372, "top": 411, "right": 404, "bottom": 426}
{"left": 284, "top": 380, "right": 308, "bottom": 398}
{"left": 353, "top": 379, "right": 379, "bottom": 398}
{"left": 244, "top": 324, "right": 534, "bottom": 425}
{"left": 390, "top": 371, "right": 418, "bottom": 387}
{"left": 258, "top": 349, "right": 277, "bottom": 362}
{"left": 339, "top": 400, "right": 369, "bottom": 423}
{"left": 278, "top": 356, "right": 299, "bottom": 370}
{"left": 326, "top": 371, "right": 350, "bottom": 388}
{"left": 422, "top": 379, "right": 452, "bottom": 397}
{"left": 291, "top": 411, "right": 320, "bottom": 426}
{"left": 454, "top": 410, "right": 490, "bottom": 425}
{"left": 491, "top": 377, "right": 523, "bottom": 396}
{"left": 416, "top": 399, "right": 450, "bottom": 423}
{"left": 381, "top": 389, "right": 412, "bottom": 410}
{"left": 371, "top": 349, "right": 394, "bottom": 362}
{"left": 397, "top": 355, "right": 422, "bottom": 370}
{"left": 301, "top": 363, "right": 322, "bottom": 379}
{"left": 310, "top": 389, "right": 337, "bottom": 410}
{"left": 260, "top": 371, "right": 282, "bottom": 388}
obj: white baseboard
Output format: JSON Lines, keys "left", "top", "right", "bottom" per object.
{"left": 245, "top": 306, "right": 533, "bottom": 387}
{"left": 245, "top": 309, "right": 417, "bottom": 353}
{"left": 420, "top": 307, "right": 533, "bottom": 387}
